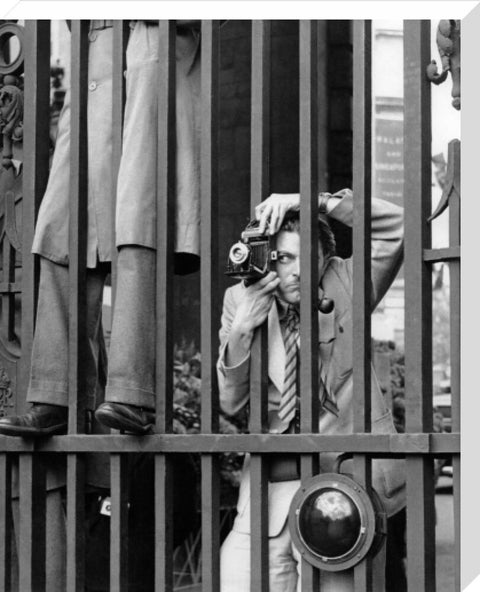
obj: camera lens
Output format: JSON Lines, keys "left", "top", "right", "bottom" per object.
{"left": 229, "top": 242, "right": 249, "bottom": 264}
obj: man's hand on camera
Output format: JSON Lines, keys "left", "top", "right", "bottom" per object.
{"left": 255, "top": 191, "right": 343, "bottom": 236}
{"left": 255, "top": 194, "right": 300, "bottom": 235}
{"left": 225, "top": 272, "right": 280, "bottom": 367}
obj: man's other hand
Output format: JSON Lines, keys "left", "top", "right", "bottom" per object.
{"left": 225, "top": 272, "right": 280, "bottom": 366}
{"left": 233, "top": 271, "right": 280, "bottom": 334}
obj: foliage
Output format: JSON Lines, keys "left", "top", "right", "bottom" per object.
{"left": 373, "top": 339, "right": 445, "bottom": 434}
{"left": 172, "top": 342, "right": 247, "bottom": 506}
{"left": 432, "top": 280, "right": 451, "bottom": 368}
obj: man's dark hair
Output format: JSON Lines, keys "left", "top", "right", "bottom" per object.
{"left": 279, "top": 212, "right": 336, "bottom": 259}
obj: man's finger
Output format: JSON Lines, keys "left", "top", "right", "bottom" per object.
{"left": 260, "top": 275, "right": 280, "bottom": 294}
{"left": 254, "top": 272, "right": 278, "bottom": 293}
{"left": 269, "top": 207, "right": 280, "bottom": 235}
{"left": 257, "top": 271, "right": 277, "bottom": 285}
{"left": 259, "top": 204, "right": 272, "bottom": 234}
{"left": 272, "top": 204, "right": 288, "bottom": 234}
{"left": 256, "top": 200, "right": 270, "bottom": 217}
{"left": 255, "top": 201, "right": 265, "bottom": 214}
{"left": 247, "top": 271, "right": 275, "bottom": 293}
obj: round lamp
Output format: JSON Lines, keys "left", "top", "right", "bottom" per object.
{"left": 288, "top": 473, "right": 387, "bottom": 572}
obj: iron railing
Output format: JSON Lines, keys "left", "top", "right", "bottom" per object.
{"left": 0, "top": 19, "right": 460, "bottom": 591}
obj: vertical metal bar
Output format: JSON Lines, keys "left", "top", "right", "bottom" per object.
{"left": 19, "top": 455, "right": 46, "bottom": 592}
{"left": 403, "top": 20, "right": 435, "bottom": 591}
{"left": 352, "top": 19, "right": 373, "bottom": 591}
{"left": 109, "top": 22, "right": 130, "bottom": 591}
{"left": 200, "top": 20, "right": 221, "bottom": 592}
{"left": 110, "top": 20, "right": 129, "bottom": 299}
{"left": 299, "top": 20, "right": 320, "bottom": 591}
{"left": 67, "top": 20, "right": 89, "bottom": 592}
{"left": 404, "top": 20, "right": 434, "bottom": 434}
{"left": 68, "top": 21, "right": 89, "bottom": 432}
{"left": 21, "top": 20, "right": 51, "bottom": 404}
{"left": 447, "top": 139, "right": 461, "bottom": 591}
{"left": 249, "top": 20, "right": 271, "bottom": 592}
{"left": 299, "top": 20, "right": 320, "bottom": 446}
{"left": 110, "top": 455, "right": 129, "bottom": 591}
{"left": 18, "top": 19, "right": 51, "bottom": 592}
{"left": 250, "top": 21, "right": 271, "bottom": 221}
{"left": 155, "top": 20, "right": 176, "bottom": 592}
{"left": 249, "top": 20, "right": 270, "bottom": 432}
{"left": 0, "top": 454, "right": 12, "bottom": 591}
{"left": 317, "top": 21, "right": 329, "bottom": 192}
{"left": 66, "top": 455, "right": 86, "bottom": 592}
{"left": 1, "top": 235, "right": 16, "bottom": 342}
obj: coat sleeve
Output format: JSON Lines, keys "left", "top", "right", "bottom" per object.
{"left": 327, "top": 189, "right": 404, "bottom": 309}
{"left": 217, "top": 285, "right": 252, "bottom": 416}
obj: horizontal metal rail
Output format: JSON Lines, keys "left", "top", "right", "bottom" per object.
{"left": 0, "top": 432, "right": 459, "bottom": 454}
{"left": 423, "top": 246, "right": 460, "bottom": 262}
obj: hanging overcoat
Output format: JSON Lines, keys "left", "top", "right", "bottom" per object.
{"left": 32, "top": 20, "right": 201, "bottom": 269}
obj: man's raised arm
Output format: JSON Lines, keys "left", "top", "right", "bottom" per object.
{"left": 256, "top": 188, "right": 404, "bottom": 309}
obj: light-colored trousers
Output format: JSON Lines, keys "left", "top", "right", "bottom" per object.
{"left": 220, "top": 521, "right": 386, "bottom": 592}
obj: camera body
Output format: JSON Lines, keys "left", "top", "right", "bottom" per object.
{"left": 225, "top": 220, "right": 277, "bottom": 283}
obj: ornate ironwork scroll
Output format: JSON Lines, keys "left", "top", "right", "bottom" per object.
{"left": 0, "top": 366, "right": 13, "bottom": 417}
{"left": 0, "top": 22, "right": 24, "bottom": 344}
{"left": 0, "top": 22, "right": 25, "bottom": 414}
{"left": 426, "top": 20, "right": 460, "bottom": 111}
{"left": 429, "top": 139, "right": 460, "bottom": 223}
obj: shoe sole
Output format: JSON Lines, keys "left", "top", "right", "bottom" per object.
{"left": 94, "top": 409, "right": 153, "bottom": 435}
{"left": 0, "top": 424, "right": 67, "bottom": 437}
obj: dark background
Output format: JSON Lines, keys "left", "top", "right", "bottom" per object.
{"left": 174, "top": 20, "right": 354, "bottom": 349}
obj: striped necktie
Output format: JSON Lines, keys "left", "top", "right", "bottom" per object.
{"left": 278, "top": 305, "right": 300, "bottom": 424}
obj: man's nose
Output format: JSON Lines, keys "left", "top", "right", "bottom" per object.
{"left": 292, "top": 258, "right": 300, "bottom": 277}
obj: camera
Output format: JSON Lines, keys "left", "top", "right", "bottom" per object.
{"left": 225, "top": 220, "right": 277, "bottom": 283}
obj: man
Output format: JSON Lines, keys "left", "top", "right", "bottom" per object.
{"left": 0, "top": 20, "right": 201, "bottom": 438}
{"left": 218, "top": 189, "right": 406, "bottom": 591}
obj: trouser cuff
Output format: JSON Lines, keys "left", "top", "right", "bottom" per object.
{"left": 27, "top": 383, "right": 96, "bottom": 410}
{"left": 105, "top": 384, "right": 155, "bottom": 410}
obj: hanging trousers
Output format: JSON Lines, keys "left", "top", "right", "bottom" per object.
{"left": 28, "top": 246, "right": 157, "bottom": 410}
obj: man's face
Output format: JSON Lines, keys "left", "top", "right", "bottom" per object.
{"left": 275, "top": 230, "right": 326, "bottom": 305}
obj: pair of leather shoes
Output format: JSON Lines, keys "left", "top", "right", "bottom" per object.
{"left": 95, "top": 402, "right": 155, "bottom": 435}
{"left": 0, "top": 402, "right": 155, "bottom": 438}
{"left": 0, "top": 404, "right": 68, "bottom": 437}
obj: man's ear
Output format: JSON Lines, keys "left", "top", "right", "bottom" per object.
{"left": 319, "top": 256, "right": 331, "bottom": 277}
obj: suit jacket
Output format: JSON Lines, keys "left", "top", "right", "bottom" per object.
{"left": 32, "top": 23, "right": 116, "bottom": 267}
{"left": 217, "top": 190, "right": 406, "bottom": 536}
